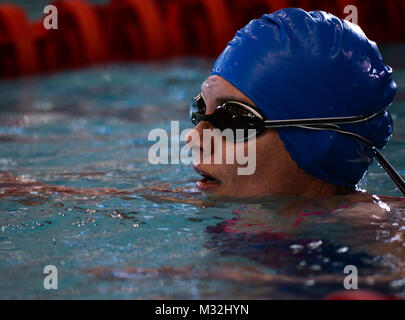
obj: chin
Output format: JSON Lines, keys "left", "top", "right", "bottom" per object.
{"left": 200, "top": 185, "right": 253, "bottom": 198}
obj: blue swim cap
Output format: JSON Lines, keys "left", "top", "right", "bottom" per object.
{"left": 211, "top": 8, "right": 397, "bottom": 189}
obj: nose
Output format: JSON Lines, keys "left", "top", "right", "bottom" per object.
{"left": 185, "top": 121, "right": 213, "bottom": 157}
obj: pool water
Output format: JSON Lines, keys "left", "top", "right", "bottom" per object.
{"left": 1, "top": 58, "right": 405, "bottom": 299}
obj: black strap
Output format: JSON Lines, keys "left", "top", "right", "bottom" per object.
{"left": 264, "top": 108, "right": 386, "bottom": 128}
{"left": 300, "top": 124, "right": 405, "bottom": 196}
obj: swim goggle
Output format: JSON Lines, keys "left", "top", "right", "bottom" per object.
{"left": 190, "top": 92, "right": 405, "bottom": 195}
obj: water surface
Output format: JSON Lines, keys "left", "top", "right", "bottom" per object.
{"left": 0, "top": 59, "right": 405, "bottom": 299}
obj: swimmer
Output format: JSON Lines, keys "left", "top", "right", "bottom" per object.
{"left": 186, "top": 8, "right": 404, "bottom": 198}
{"left": 1, "top": 9, "right": 404, "bottom": 213}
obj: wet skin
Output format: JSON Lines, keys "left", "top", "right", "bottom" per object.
{"left": 186, "top": 75, "right": 353, "bottom": 198}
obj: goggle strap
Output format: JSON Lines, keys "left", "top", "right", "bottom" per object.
{"left": 374, "top": 148, "right": 405, "bottom": 196}
{"left": 299, "top": 124, "right": 405, "bottom": 196}
{"left": 264, "top": 108, "right": 386, "bottom": 127}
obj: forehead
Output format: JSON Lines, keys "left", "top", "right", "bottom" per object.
{"left": 201, "top": 75, "right": 256, "bottom": 106}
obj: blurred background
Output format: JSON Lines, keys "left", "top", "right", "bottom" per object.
{"left": 1, "top": 0, "right": 405, "bottom": 78}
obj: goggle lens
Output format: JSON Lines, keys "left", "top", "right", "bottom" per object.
{"left": 189, "top": 94, "right": 266, "bottom": 142}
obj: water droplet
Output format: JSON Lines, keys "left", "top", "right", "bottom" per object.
{"left": 307, "top": 240, "right": 322, "bottom": 250}
{"left": 289, "top": 244, "right": 304, "bottom": 253}
{"left": 305, "top": 279, "right": 315, "bottom": 286}
{"left": 337, "top": 246, "right": 349, "bottom": 253}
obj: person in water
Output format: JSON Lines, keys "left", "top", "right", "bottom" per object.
{"left": 1, "top": 8, "right": 403, "bottom": 203}
{"left": 186, "top": 8, "right": 403, "bottom": 198}
{"left": 1, "top": 9, "right": 404, "bottom": 298}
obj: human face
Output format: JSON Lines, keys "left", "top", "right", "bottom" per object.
{"left": 185, "top": 75, "right": 308, "bottom": 197}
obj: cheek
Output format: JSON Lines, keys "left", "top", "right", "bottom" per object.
{"left": 254, "top": 136, "right": 273, "bottom": 169}
{"left": 211, "top": 137, "right": 274, "bottom": 196}
{"left": 217, "top": 140, "right": 240, "bottom": 177}
{"left": 220, "top": 138, "right": 268, "bottom": 180}
{"left": 240, "top": 133, "right": 276, "bottom": 182}
{"left": 215, "top": 133, "right": 276, "bottom": 179}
